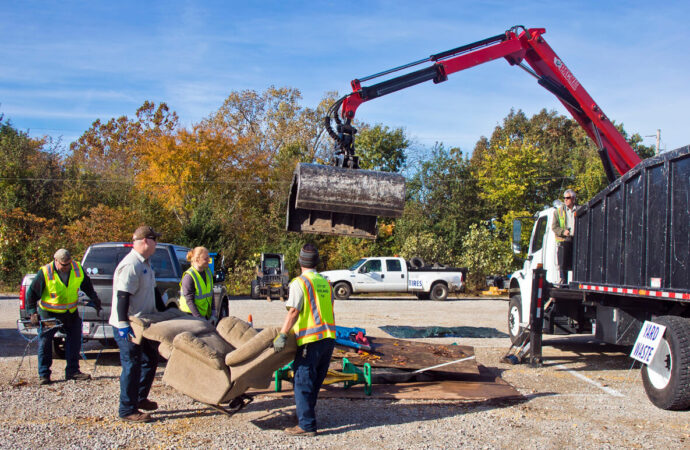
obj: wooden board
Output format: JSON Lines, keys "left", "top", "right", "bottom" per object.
{"left": 332, "top": 336, "right": 478, "bottom": 375}
{"left": 254, "top": 366, "right": 521, "bottom": 402}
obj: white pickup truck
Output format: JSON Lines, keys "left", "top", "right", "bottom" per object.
{"left": 320, "top": 256, "right": 467, "bottom": 301}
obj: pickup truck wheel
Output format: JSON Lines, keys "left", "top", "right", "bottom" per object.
{"left": 333, "top": 282, "right": 352, "bottom": 300}
{"left": 250, "top": 280, "right": 259, "bottom": 299}
{"left": 52, "top": 337, "right": 66, "bottom": 359}
{"left": 508, "top": 295, "right": 524, "bottom": 344}
{"left": 430, "top": 283, "right": 449, "bottom": 301}
{"left": 641, "top": 316, "right": 690, "bottom": 410}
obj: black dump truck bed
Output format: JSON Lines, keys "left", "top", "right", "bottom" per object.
{"left": 573, "top": 145, "right": 690, "bottom": 295}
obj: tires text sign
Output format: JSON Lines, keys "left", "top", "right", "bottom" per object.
{"left": 630, "top": 320, "right": 666, "bottom": 364}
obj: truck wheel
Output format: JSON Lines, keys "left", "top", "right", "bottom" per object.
{"left": 52, "top": 337, "right": 66, "bottom": 359}
{"left": 430, "top": 283, "right": 448, "bottom": 301}
{"left": 250, "top": 280, "right": 259, "bottom": 299}
{"left": 333, "top": 282, "right": 352, "bottom": 300}
{"left": 508, "top": 295, "right": 524, "bottom": 344}
{"left": 641, "top": 316, "right": 690, "bottom": 410}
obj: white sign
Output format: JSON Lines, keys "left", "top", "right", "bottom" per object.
{"left": 630, "top": 320, "right": 666, "bottom": 364}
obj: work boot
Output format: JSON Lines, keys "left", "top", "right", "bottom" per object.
{"left": 285, "top": 425, "right": 316, "bottom": 436}
{"left": 66, "top": 371, "right": 91, "bottom": 381}
{"left": 39, "top": 376, "right": 51, "bottom": 385}
{"left": 138, "top": 399, "right": 158, "bottom": 411}
{"left": 120, "top": 411, "right": 152, "bottom": 423}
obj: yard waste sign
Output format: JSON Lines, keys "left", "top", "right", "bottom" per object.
{"left": 630, "top": 321, "right": 666, "bottom": 364}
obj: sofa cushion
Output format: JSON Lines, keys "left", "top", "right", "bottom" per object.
{"left": 142, "top": 317, "right": 214, "bottom": 346}
{"left": 216, "top": 317, "right": 258, "bottom": 348}
{"left": 225, "top": 327, "right": 280, "bottom": 366}
{"left": 172, "top": 332, "right": 226, "bottom": 371}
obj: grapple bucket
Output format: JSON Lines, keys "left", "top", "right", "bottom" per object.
{"left": 286, "top": 163, "right": 406, "bottom": 239}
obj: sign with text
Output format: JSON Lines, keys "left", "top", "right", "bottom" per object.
{"left": 630, "top": 321, "right": 666, "bottom": 364}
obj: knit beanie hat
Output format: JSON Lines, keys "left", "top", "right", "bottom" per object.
{"left": 298, "top": 244, "right": 319, "bottom": 269}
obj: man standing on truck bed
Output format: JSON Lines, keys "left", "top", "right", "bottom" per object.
{"left": 552, "top": 189, "right": 578, "bottom": 284}
{"left": 109, "top": 225, "right": 166, "bottom": 423}
{"left": 26, "top": 248, "right": 102, "bottom": 385}
{"left": 273, "top": 244, "right": 336, "bottom": 436}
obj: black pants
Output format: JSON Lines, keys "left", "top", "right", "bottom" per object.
{"left": 557, "top": 241, "right": 573, "bottom": 283}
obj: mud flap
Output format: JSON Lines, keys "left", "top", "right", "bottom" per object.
{"left": 286, "top": 163, "right": 406, "bottom": 239}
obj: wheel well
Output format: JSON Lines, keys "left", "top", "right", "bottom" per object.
{"left": 335, "top": 280, "right": 352, "bottom": 290}
{"left": 431, "top": 280, "right": 448, "bottom": 288}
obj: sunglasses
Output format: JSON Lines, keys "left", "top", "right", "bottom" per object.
{"left": 564, "top": 196, "right": 573, "bottom": 199}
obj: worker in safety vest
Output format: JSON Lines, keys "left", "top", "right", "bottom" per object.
{"left": 551, "top": 189, "right": 578, "bottom": 284}
{"left": 274, "top": 243, "right": 335, "bottom": 436}
{"left": 179, "top": 246, "right": 217, "bottom": 324}
{"left": 26, "top": 248, "right": 102, "bottom": 385}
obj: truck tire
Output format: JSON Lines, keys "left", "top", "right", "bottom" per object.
{"left": 52, "top": 337, "right": 66, "bottom": 359}
{"left": 641, "top": 316, "right": 690, "bottom": 410}
{"left": 410, "top": 257, "right": 425, "bottom": 269}
{"left": 508, "top": 295, "right": 524, "bottom": 344}
{"left": 430, "top": 283, "right": 449, "bottom": 301}
{"left": 250, "top": 280, "right": 259, "bottom": 299}
{"left": 333, "top": 282, "right": 352, "bottom": 300}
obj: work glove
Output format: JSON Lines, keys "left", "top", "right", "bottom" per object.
{"left": 273, "top": 333, "right": 288, "bottom": 353}
{"left": 30, "top": 313, "right": 40, "bottom": 326}
{"left": 87, "top": 299, "right": 103, "bottom": 317}
{"left": 117, "top": 326, "right": 135, "bottom": 341}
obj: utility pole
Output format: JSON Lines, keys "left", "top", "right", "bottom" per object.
{"left": 645, "top": 129, "right": 661, "bottom": 154}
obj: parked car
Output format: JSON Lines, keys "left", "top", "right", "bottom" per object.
{"left": 320, "top": 256, "right": 467, "bottom": 301}
{"left": 18, "top": 242, "right": 229, "bottom": 357}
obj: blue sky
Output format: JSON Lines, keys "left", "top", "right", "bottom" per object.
{"left": 2, "top": 1, "right": 689, "bottom": 158}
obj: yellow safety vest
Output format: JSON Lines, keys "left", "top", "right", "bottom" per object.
{"left": 179, "top": 267, "right": 214, "bottom": 318}
{"left": 292, "top": 271, "right": 336, "bottom": 346}
{"left": 39, "top": 261, "right": 84, "bottom": 313}
{"left": 555, "top": 205, "right": 567, "bottom": 243}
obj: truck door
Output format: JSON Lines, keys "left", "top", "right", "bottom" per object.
{"left": 353, "top": 258, "right": 384, "bottom": 292}
{"left": 384, "top": 258, "right": 407, "bottom": 291}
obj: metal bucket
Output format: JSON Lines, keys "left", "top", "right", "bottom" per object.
{"left": 286, "top": 163, "right": 406, "bottom": 239}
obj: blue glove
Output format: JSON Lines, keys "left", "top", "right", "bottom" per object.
{"left": 273, "top": 333, "right": 288, "bottom": 353}
{"left": 118, "top": 326, "right": 135, "bottom": 341}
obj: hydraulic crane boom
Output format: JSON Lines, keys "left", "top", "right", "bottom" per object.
{"left": 287, "top": 26, "right": 645, "bottom": 239}
{"left": 332, "top": 25, "right": 642, "bottom": 182}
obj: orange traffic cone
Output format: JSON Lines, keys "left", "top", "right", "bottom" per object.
{"left": 248, "top": 314, "right": 253, "bottom": 327}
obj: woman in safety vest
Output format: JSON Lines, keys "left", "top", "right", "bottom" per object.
{"left": 179, "top": 246, "right": 217, "bottom": 324}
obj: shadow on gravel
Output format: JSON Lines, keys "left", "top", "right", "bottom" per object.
{"left": 537, "top": 336, "right": 633, "bottom": 371}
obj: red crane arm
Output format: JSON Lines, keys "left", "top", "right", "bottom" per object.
{"left": 338, "top": 27, "right": 642, "bottom": 178}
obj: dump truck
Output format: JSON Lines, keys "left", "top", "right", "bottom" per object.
{"left": 288, "top": 26, "right": 689, "bottom": 409}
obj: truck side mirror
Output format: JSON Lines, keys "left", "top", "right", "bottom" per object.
{"left": 512, "top": 219, "right": 522, "bottom": 254}
{"left": 359, "top": 266, "right": 368, "bottom": 274}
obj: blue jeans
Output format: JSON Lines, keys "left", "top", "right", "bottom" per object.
{"left": 37, "top": 309, "right": 82, "bottom": 378}
{"left": 113, "top": 328, "right": 159, "bottom": 417}
{"left": 293, "top": 338, "right": 335, "bottom": 432}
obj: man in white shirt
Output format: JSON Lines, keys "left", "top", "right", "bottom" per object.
{"left": 109, "top": 225, "right": 164, "bottom": 423}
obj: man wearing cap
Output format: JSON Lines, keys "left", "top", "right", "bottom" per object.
{"left": 109, "top": 225, "right": 166, "bottom": 423}
{"left": 274, "top": 243, "right": 336, "bottom": 436}
{"left": 26, "top": 248, "right": 102, "bottom": 385}
{"left": 552, "top": 189, "right": 578, "bottom": 284}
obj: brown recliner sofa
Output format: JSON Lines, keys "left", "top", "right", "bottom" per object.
{"left": 129, "top": 309, "right": 297, "bottom": 408}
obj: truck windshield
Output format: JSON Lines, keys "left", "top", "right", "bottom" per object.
{"left": 349, "top": 259, "right": 366, "bottom": 271}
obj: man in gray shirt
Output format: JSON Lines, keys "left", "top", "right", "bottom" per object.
{"left": 109, "top": 226, "right": 165, "bottom": 423}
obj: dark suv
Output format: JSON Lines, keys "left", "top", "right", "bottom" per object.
{"left": 19, "top": 242, "right": 228, "bottom": 357}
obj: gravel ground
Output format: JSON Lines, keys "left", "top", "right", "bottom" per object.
{"left": 1, "top": 294, "right": 689, "bottom": 449}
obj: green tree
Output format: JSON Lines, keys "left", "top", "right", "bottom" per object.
{"left": 458, "top": 224, "right": 516, "bottom": 292}
{"left": 354, "top": 124, "right": 408, "bottom": 172}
